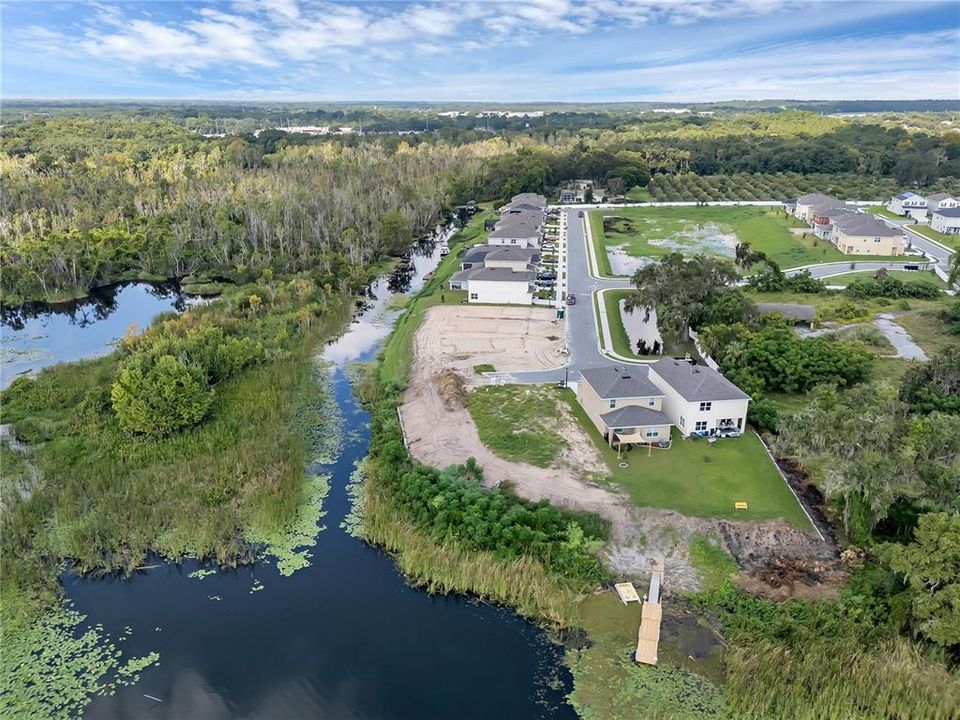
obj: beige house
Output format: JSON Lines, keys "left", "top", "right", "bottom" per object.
{"left": 577, "top": 366, "right": 671, "bottom": 446}
{"left": 830, "top": 214, "right": 904, "bottom": 255}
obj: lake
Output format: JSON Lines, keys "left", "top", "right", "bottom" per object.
{"left": 3, "top": 228, "right": 578, "bottom": 719}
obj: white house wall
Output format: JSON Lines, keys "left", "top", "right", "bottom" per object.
{"left": 648, "top": 371, "right": 749, "bottom": 436}
{"left": 467, "top": 279, "right": 532, "bottom": 305}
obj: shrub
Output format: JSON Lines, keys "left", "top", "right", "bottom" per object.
{"left": 111, "top": 354, "right": 213, "bottom": 436}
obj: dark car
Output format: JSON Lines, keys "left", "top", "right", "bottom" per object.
{"left": 566, "top": 294, "right": 577, "bottom": 305}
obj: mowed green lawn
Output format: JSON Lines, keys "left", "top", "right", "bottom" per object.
{"left": 565, "top": 394, "right": 812, "bottom": 528}
{"left": 588, "top": 206, "right": 902, "bottom": 276}
{"left": 904, "top": 223, "right": 960, "bottom": 250}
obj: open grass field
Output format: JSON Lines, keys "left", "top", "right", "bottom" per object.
{"left": 466, "top": 384, "right": 568, "bottom": 468}
{"left": 589, "top": 206, "right": 905, "bottom": 277}
{"left": 564, "top": 394, "right": 811, "bottom": 528}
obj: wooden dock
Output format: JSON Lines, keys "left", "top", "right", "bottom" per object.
{"left": 635, "top": 558, "right": 664, "bottom": 666}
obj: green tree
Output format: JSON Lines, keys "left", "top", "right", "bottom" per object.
{"left": 379, "top": 209, "right": 412, "bottom": 256}
{"left": 111, "top": 354, "right": 213, "bottom": 437}
{"left": 882, "top": 512, "right": 960, "bottom": 650}
{"left": 626, "top": 253, "right": 739, "bottom": 340}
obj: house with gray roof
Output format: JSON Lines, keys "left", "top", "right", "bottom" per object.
{"left": 925, "top": 192, "right": 958, "bottom": 215}
{"left": 931, "top": 206, "right": 960, "bottom": 235}
{"left": 449, "top": 239, "right": 539, "bottom": 305}
{"left": 577, "top": 366, "right": 672, "bottom": 446}
{"left": 461, "top": 245, "right": 539, "bottom": 270}
{"left": 489, "top": 221, "right": 541, "bottom": 247}
{"left": 648, "top": 358, "right": 750, "bottom": 437}
{"left": 577, "top": 360, "right": 752, "bottom": 443}
{"left": 888, "top": 191, "right": 927, "bottom": 218}
{"left": 830, "top": 213, "right": 905, "bottom": 256}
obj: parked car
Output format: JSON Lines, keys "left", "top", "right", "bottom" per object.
{"left": 439, "top": 246, "right": 450, "bottom": 256}
{"left": 577, "top": 211, "right": 584, "bottom": 218}
{"left": 566, "top": 294, "right": 577, "bottom": 305}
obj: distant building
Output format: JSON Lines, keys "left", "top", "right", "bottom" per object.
{"left": 888, "top": 191, "right": 927, "bottom": 219}
{"left": 931, "top": 207, "right": 960, "bottom": 235}
{"left": 830, "top": 214, "right": 905, "bottom": 255}
{"left": 448, "top": 266, "right": 535, "bottom": 304}
{"left": 925, "top": 192, "right": 959, "bottom": 215}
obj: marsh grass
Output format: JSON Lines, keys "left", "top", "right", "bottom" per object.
{"left": 361, "top": 481, "right": 578, "bottom": 626}
{"left": 725, "top": 637, "right": 960, "bottom": 720}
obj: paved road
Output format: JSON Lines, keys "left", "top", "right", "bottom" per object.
{"left": 493, "top": 209, "right": 630, "bottom": 385}
{"left": 490, "top": 206, "right": 955, "bottom": 386}
{"left": 785, "top": 214, "right": 954, "bottom": 281}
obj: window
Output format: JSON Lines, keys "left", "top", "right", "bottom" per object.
{"left": 510, "top": 239, "right": 517, "bottom": 244}
{"left": 609, "top": 399, "right": 617, "bottom": 409}
{"left": 644, "top": 429, "right": 658, "bottom": 438}
{"left": 614, "top": 428, "right": 625, "bottom": 434}
{"left": 699, "top": 401, "right": 712, "bottom": 412}
{"left": 695, "top": 421, "right": 708, "bottom": 432}
{"left": 679, "top": 416, "right": 685, "bottom": 427}
{"left": 469, "top": 292, "right": 478, "bottom": 300}
{"left": 875, "top": 237, "right": 881, "bottom": 243}
{"left": 647, "top": 398, "right": 656, "bottom": 406}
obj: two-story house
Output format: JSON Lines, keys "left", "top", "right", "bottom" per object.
{"left": 577, "top": 366, "right": 672, "bottom": 446}
{"left": 647, "top": 359, "right": 751, "bottom": 437}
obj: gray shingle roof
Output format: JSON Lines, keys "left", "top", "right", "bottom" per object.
{"left": 650, "top": 359, "right": 750, "bottom": 402}
{"left": 796, "top": 192, "right": 840, "bottom": 206}
{"left": 508, "top": 193, "right": 547, "bottom": 208}
{"left": 580, "top": 366, "right": 663, "bottom": 399}
{"left": 756, "top": 303, "right": 817, "bottom": 321}
{"left": 831, "top": 214, "right": 902, "bottom": 237}
{"left": 463, "top": 245, "right": 538, "bottom": 264}
{"left": 489, "top": 223, "right": 540, "bottom": 239}
{"left": 600, "top": 405, "right": 670, "bottom": 429}
{"left": 933, "top": 207, "right": 960, "bottom": 218}
{"left": 925, "top": 192, "right": 954, "bottom": 203}
{"left": 450, "top": 266, "right": 536, "bottom": 283}
{"left": 894, "top": 191, "right": 922, "bottom": 200}
{"left": 485, "top": 247, "right": 540, "bottom": 263}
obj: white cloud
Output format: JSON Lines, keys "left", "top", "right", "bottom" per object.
{"left": 3, "top": 1, "right": 958, "bottom": 101}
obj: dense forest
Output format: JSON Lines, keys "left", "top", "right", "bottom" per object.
{"left": 3, "top": 109, "right": 958, "bottom": 303}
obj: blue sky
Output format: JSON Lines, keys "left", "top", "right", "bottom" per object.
{"left": 2, "top": 1, "right": 958, "bottom": 101}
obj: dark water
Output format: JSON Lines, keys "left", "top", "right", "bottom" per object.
{"left": 0, "top": 281, "right": 197, "bottom": 389}
{"left": 47, "top": 229, "right": 577, "bottom": 719}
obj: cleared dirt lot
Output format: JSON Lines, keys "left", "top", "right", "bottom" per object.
{"left": 410, "top": 304, "right": 567, "bottom": 378}
{"left": 400, "top": 305, "right": 619, "bottom": 530}
{"left": 400, "top": 305, "right": 833, "bottom": 588}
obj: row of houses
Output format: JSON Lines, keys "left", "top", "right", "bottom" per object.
{"left": 577, "top": 360, "right": 750, "bottom": 445}
{"left": 888, "top": 191, "right": 960, "bottom": 234}
{"left": 785, "top": 193, "right": 905, "bottom": 255}
{"left": 449, "top": 194, "right": 552, "bottom": 304}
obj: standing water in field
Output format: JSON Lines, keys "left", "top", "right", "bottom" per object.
{"left": 44, "top": 225, "right": 577, "bottom": 719}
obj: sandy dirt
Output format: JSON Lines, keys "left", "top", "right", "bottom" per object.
{"left": 400, "top": 305, "right": 835, "bottom": 590}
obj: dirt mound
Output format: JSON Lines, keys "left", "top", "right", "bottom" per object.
{"left": 434, "top": 370, "right": 467, "bottom": 410}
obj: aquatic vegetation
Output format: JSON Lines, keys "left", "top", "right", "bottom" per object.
{"left": 187, "top": 568, "right": 216, "bottom": 580}
{"left": 341, "top": 461, "right": 367, "bottom": 538}
{"left": 0, "top": 603, "right": 159, "bottom": 720}
{"left": 245, "top": 475, "right": 330, "bottom": 576}
{"left": 295, "top": 359, "right": 344, "bottom": 465}
{"left": 249, "top": 579, "right": 265, "bottom": 594}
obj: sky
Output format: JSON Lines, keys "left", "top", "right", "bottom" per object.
{"left": 2, "top": 0, "right": 959, "bottom": 102}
